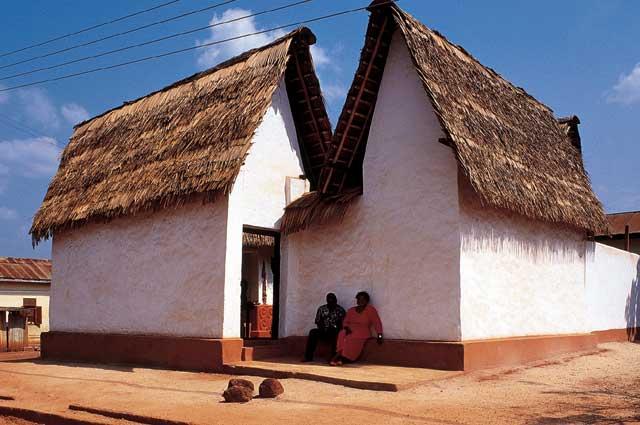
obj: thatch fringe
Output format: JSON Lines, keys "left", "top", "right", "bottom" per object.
{"left": 281, "top": 188, "right": 362, "bottom": 235}
{"left": 242, "top": 232, "right": 275, "bottom": 248}
{"left": 30, "top": 28, "right": 328, "bottom": 244}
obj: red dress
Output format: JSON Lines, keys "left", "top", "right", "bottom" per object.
{"left": 336, "top": 305, "right": 383, "bottom": 361}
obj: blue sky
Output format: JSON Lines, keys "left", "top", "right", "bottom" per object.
{"left": 0, "top": 0, "right": 639, "bottom": 259}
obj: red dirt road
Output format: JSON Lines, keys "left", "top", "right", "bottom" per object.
{"left": 1, "top": 342, "right": 639, "bottom": 424}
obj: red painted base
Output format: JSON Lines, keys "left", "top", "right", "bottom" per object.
{"left": 41, "top": 332, "right": 242, "bottom": 372}
{"left": 40, "top": 327, "right": 639, "bottom": 373}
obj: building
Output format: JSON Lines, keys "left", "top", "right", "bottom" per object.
{"left": 32, "top": 4, "right": 640, "bottom": 372}
{"left": 0, "top": 257, "right": 51, "bottom": 346}
{"left": 32, "top": 28, "right": 330, "bottom": 370}
{"left": 595, "top": 211, "right": 640, "bottom": 255}
{"left": 279, "top": 1, "right": 638, "bottom": 370}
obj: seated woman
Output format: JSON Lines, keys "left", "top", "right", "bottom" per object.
{"left": 330, "top": 291, "right": 383, "bottom": 366}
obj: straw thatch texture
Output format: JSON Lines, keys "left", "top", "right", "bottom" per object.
{"left": 301, "top": 2, "right": 606, "bottom": 235}
{"left": 391, "top": 6, "right": 605, "bottom": 232}
{"left": 243, "top": 232, "right": 275, "bottom": 248}
{"left": 281, "top": 188, "right": 362, "bottom": 235}
{"left": 31, "top": 28, "right": 330, "bottom": 244}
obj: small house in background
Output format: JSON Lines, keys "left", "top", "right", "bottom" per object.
{"left": 0, "top": 257, "right": 50, "bottom": 348}
{"left": 595, "top": 211, "right": 640, "bottom": 255}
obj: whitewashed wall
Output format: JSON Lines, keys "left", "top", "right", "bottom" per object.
{"left": 586, "top": 242, "right": 640, "bottom": 332}
{"left": 459, "top": 183, "right": 589, "bottom": 340}
{"left": 51, "top": 198, "right": 229, "bottom": 337}
{"left": 281, "top": 31, "right": 462, "bottom": 341}
{"left": 51, "top": 80, "right": 304, "bottom": 340}
{"left": 223, "top": 80, "right": 304, "bottom": 337}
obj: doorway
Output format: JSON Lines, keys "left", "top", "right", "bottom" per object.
{"left": 240, "top": 226, "right": 280, "bottom": 340}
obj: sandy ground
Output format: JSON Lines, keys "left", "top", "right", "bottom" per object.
{"left": 0, "top": 342, "right": 639, "bottom": 424}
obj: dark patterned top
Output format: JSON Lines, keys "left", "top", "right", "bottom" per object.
{"left": 315, "top": 304, "right": 346, "bottom": 330}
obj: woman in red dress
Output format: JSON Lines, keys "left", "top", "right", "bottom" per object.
{"left": 330, "top": 291, "right": 383, "bottom": 366}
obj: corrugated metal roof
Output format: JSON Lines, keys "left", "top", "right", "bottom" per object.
{"left": 0, "top": 257, "right": 51, "bottom": 283}
{"left": 605, "top": 211, "right": 640, "bottom": 236}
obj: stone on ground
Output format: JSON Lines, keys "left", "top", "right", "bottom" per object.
{"left": 227, "top": 378, "right": 255, "bottom": 392}
{"left": 222, "top": 385, "right": 253, "bottom": 403}
{"left": 259, "top": 378, "right": 284, "bottom": 398}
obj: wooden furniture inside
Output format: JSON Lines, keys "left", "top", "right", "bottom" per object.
{"left": 249, "top": 304, "right": 273, "bottom": 339}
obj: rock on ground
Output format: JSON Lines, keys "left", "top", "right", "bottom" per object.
{"left": 259, "top": 378, "right": 284, "bottom": 398}
{"left": 223, "top": 385, "right": 253, "bottom": 403}
{"left": 228, "top": 378, "right": 255, "bottom": 392}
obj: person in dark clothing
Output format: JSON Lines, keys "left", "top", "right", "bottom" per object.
{"left": 303, "top": 293, "right": 346, "bottom": 362}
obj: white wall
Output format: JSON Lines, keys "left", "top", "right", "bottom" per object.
{"left": 50, "top": 80, "right": 304, "bottom": 340}
{"left": 459, "top": 182, "right": 589, "bottom": 340}
{"left": 223, "top": 80, "right": 305, "bottom": 337}
{"left": 586, "top": 242, "right": 640, "bottom": 332}
{"left": 51, "top": 198, "right": 229, "bottom": 338}
{"left": 281, "top": 31, "right": 462, "bottom": 341}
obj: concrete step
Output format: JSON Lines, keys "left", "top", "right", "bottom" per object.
{"left": 246, "top": 344, "right": 290, "bottom": 361}
{"left": 223, "top": 357, "right": 461, "bottom": 392}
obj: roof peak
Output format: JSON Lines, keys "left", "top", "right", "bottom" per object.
{"left": 316, "top": 1, "right": 605, "bottom": 233}
{"left": 31, "top": 26, "right": 331, "bottom": 243}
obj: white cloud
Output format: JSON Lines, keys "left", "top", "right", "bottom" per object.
{"left": 17, "top": 88, "right": 60, "bottom": 130}
{"left": 61, "top": 103, "right": 90, "bottom": 125}
{"left": 310, "top": 45, "right": 331, "bottom": 68}
{"left": 0, "top": 137, "right": 61, "bottom": 178}
{"left": 0, "top": 207, "right": 18, "bottom": 220}
{"left": 195, "top": 8, "right": 286, "bottom": 69}
{"left": 322, "top": 82, "right": 347, "bottom": 103}
{"left": 607, "top": 63, "right": 640, "bottom": 105}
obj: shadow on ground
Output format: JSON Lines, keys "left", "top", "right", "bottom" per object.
{"left": 529, "top": 384, "right": 640, "bottom": 424}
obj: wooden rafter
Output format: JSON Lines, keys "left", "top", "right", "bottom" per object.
{"left": 294, "top": 49, "right": 326, "bottom": 157}
{"left": 320, "top": 14, "right": 390, "bottom": 194}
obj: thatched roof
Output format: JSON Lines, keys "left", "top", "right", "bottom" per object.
{"left": 284, "top": 1, "right": 606, "bottom": 234}
{"left": 243, "top": 232, "right": 275, "bottom": 248}
{"left": 281, "top": 188, "right": 362, "bottom": 235}
{"left": 31, "top": 28, "right": 331, "bottom": 244}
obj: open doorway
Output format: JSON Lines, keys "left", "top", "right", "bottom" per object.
{"left": 240, "top": 226, "right": 280, "bottom": 339}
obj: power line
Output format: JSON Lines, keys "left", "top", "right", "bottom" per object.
{"left": 0, "top": 0, "right": 238, "bottom": 71}
{"left": 0, "top": 0, "right": 181, "bottom": 59}
{"left": 0, "top": 0, "right": 314, "bottom": 82}
{"left": 0, "top": 3, "right": 387, "bottom": 93}
{"left": 0, "top": 113, "right": 46, "bottom": 138}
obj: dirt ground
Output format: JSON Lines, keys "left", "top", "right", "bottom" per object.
{"left": 0, "top": 342, "right": 639, "bottom": 424}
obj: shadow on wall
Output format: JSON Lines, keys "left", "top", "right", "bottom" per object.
{"left": 458, "top": 177, "right": 588, "bottom": 264}
{"left": 460, "top": 207, "right": 588, "bottom": 264}
{"left": 625, "top": 258, "right": 640, "bottom": 341}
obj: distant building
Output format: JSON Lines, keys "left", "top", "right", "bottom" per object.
{"left": 595, "top": 211, "right": 640, "bottom": 255}
{"left": 0, "top": 257, "right": 50, "bottom": 345}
